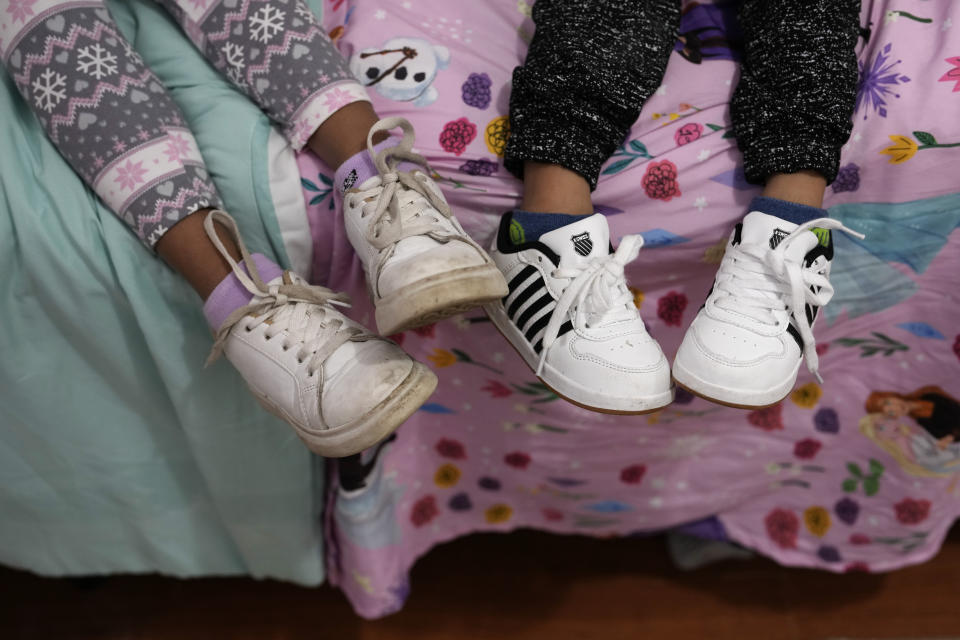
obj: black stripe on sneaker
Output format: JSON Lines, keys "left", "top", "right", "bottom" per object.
{"left": 516, "top": 293, "right": 553, "bottom": 330}
{"left": 532, "top": 320, "right": 572, "bottom": 355}
{"left": 507, "top": 265, "right": 538, "bottom": 294}
{"left": 787, "top": 323, "right": 804, "bottom": 350}
{"left": 507, "top": 279, "right": 542, "bottom": 318}
{"left": 524, "top": 312, "right": 553, "bottom": 344}
{"left": 504, "top": 266, "right": 538, "bottom": 306}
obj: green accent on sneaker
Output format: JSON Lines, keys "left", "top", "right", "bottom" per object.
{"left": 509, "top": 219, "right": 526, "bottom": 245}
{"left": 811, "top": 227, "right": 831, "bottom": 247}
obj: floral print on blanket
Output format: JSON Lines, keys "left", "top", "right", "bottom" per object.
{"left": 301, "top": 0, "right": 960, "bottom": 619}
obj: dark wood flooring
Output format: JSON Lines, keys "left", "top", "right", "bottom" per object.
{"left": 3, "top": 528, "right": 959, "bottom": 639}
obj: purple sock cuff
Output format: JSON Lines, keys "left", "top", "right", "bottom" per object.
{"left": 333, "top": 137, "right": 419, "bottom": 194}
{"left": 203, "top": 253, "right": 283, "bottom": 331}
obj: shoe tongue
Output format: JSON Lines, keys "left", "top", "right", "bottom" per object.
{"left": 538, "top": 213, "right": 610, "bottom": 267}
{"left": 741, "top": 211, "right": 818, "bottom": 261}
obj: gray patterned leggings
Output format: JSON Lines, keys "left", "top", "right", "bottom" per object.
{"left": 0, "top": 0, "right": 368, "bottom": 247}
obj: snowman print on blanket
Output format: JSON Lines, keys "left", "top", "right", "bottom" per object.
{"left": 349, "top": 37, "right": 450, "bottom": 107}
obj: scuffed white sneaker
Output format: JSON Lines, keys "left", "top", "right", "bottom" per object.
{"left": 203, "top": 211, "right": 437, "bottom": 457}
{"left": 673, "top": 211, "right": 864, "bottom": 408}
{"left": 342, "top": 117, "right": 508, "bottom": 336}
{"left": 484, "top": 212, "right": 673, "bottom": 414}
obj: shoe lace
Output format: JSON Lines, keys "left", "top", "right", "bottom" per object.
{"left": 713, "top": 218, "right": 864, "bottom": 383}
{"left": 355, "top": 116, "right": 453, "bottom": 252}
{"left": 203, "top": 210, "right": 369, "bottom": 376}
{"left": 536, "top": 234, "right": 645, "bottom": 375}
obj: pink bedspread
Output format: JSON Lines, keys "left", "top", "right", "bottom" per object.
{"left": 297, "top": 0, "right": 960, "bottom": 618}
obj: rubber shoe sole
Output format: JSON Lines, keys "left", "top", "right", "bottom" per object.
{"left": 251, "top": 361, "right": 438, "bottom": 457}
{"left": 376, "top": 264, "right": 508, "bottom": 335}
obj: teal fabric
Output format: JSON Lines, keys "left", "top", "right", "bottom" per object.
{"left": 0, "top": 0, "right": 325, "bottom": 585}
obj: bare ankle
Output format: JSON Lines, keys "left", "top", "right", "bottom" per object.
{"left": 762, "top": 171, "right": 827, "bottom": 209}
{"left": 156, "top": 208, "right": 237, "bottom": 300}
{"left": 307, "top": 101, "right": 387, "bottom": 169}
{"left": 520, "top": 162, "right": 593, "bottom": 215}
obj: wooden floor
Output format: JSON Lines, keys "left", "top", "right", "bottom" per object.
{"left": 3, "top": 528, "right": 960, "bottom": 640}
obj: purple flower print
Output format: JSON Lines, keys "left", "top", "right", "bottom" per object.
{"left": 478, "top": 476, "right": 501, "bottom": 491}
{"left": 817, "top": 545, "right": 842, "bottom": 563}
{"left": 835, "top": 497, "right": 860, "bottom": 526}
{"left": 449, "top": 493, "right": 473, "bottom": 511}
{"left": 462, "top": 72, "right": 492, "bottom": 109}
{"left": 459, "top": 158, "right": 498, "bottom": 176}
{"left": 831, "top": 163, "right": 860, "bottom": 193}
{"left": 855, "top": 43, "right": 910, "bottom": 120}
{"left": 814, "top": 407, "right": 840, "bottom": 434}
{"left": 673, "top": 387, "right": 695, "bottom": 405}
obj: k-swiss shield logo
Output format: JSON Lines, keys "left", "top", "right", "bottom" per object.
{"left": 769, "top": 228, "right": 789, "bottom": 250}
{"left": 341, "top": 169, "right": 358, "bottom": 192}
{"left": 571, "top": 232, "right": 593, "bottom": 256}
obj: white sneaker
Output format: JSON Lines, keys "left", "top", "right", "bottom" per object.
{"left": 342, "top": 117, "right": 508, "bottom": 336}
{"left": 203, "top": 211, "right": 437, "bottom": 457}
{"left": 673, "top": 211, "right": 864, "bottom": 408}
{"left": 484, "top": 212, "right": 673, "bottom": 414}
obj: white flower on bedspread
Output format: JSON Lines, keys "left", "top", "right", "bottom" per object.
{"left": 249, "top": 5, "right": 285, "bottom": 43}
{"left": 77, "top": 44, "right": 117, "bottom": 80}
{"left": 31, "top": 69, "right": 67, "bottom": 113}
{"left": 663, "top": 434, "right": 713, "bottom": 459}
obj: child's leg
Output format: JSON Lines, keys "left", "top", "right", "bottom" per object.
{"left": 1, "top": 1, "right": 436, "bottom": 455}
{"left": 482, "top": 0, "right": 680, "bottom": 415}
{"left": 159, "top": 1, "right": 506, "bottom": 334}
{"left": 1, "top": 0, "right": 239, "bottom": 298}
{"left": 504, "top": 0, "right": 679, "bottom": 223}
{"left": 154, "top": 0, "right": 378, "bottom": 167}
{"left": 673, "top": 0, "right": 862, "bottom": 408}
{"left": 731, "top": 0, "right": 861, "bottom": 211}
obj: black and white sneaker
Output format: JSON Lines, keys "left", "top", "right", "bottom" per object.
{"left": 673, "top": 211, "right": 864, "bottom": 408}
{"left": 484, "top": 212, "right": 673, "bottom": 414}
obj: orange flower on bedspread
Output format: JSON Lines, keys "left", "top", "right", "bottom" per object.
{"left": 791, "top": 382, "right": 822, "bottom": 409}
{"left": 804, "top": 506, "right": 832, "bottom": 537}
{"left": 427, "top": 348, "right": 457, "bottom": 368}
{"left": 879, "top": 134, "right": 918, "bottom": 164}
{"left": 485, "top": 116, "right": 511, "bottom": 156}
{"left": 434, "top": 464, "right": 462, "bottom": 488}
{"left": 485, "top": 503, "right": 513, "bottom": 524}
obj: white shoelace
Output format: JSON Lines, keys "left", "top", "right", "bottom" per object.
{"left": 355, "top": 117, "right": 453, "bottom": 252}
{"left": 203, "top": 210, "right": 368, "bottom": 376}
{"left": 713, "top": 218, "right": 864, "bottom": 382}
{"left": 350, "top": 117, "right": 486, "bottom": 296}
{"left": 536, "top": 234, "right": 645, "bottom": 375}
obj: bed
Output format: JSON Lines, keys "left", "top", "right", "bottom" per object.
{"left": 1, "top": 0, "right": 958, "bottom": 620}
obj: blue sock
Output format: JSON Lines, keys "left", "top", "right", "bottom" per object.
{"left": 508, "top": 209, "right": 591, "bottom": 244}
{"left": 749, "top": 196, "right": 826, "bottom": 225}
